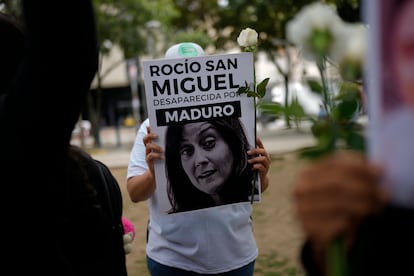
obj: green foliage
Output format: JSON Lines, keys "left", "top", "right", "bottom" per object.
{"left": 257, "top": 78, "right": 271, "bottom": 98}
{"left": 93, "top": 0, "right": 180, "bottom": 58}
{"left": 307, "top": 79, "right": 324, "bottom": 95}
{"left": 257, "top": 94, "right": 308, "bottom": 130}
{"left": 260, "top": 102, "right": 284, "bottom": 116}
{"left": 299, "top": 81, "right": 365, "bottom": 160}
{"left": 171, "top": 31, "right": 213, "bottom": 50}
{"left": 167, "top": 0, "right": 360, "bottom": 52}
{"left": 238, "top": 78, "right": 270, "bottom": 99}
{"left": 288, "top": 96, "right": 307, "bottom": 128}
{"left": 244, "top": 71, "right": 365, "bottom": 160}
{"left": 0, "top": 0, "right": 361, "bottom": 59}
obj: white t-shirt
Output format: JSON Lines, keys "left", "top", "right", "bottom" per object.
{"left": 127, "top": 118, "right": 258, "bottom": 274}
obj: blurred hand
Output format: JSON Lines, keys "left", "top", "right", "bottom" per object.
{"left": 293, "top": 151, "right": 388, "bottom": 255}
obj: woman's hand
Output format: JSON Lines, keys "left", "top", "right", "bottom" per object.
{"left": 143, "top": 125, "right": 164, "bottom": 178}
{"left": 248, "top": 137, "right": 271, "bottom": 192}
{"left": 127, "top": 126, "right": 164, "bottom": 202}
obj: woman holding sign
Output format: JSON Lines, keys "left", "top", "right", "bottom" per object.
{"left": 126, "top": 43, "right": 270, "bottom": 275}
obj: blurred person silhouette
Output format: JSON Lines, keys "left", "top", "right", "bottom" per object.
{"left": 127, "top": 42, "right": 270, "bottom": 275}
{"left": 165, "top": 118, "right": 259, "bottom": 213}
{"left": 0, "top": 1, "right": 99, "bottom": 274}
{"left": 64, "top": 145, "right": 128, "bottom": 275}
{"left": 294, "top": 1, "right": 414, "bottom": 275}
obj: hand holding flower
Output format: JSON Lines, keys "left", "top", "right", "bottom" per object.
{"left": 285, "top": 3, "right": 368, "bottom": 276}
{"left": 293, "top": 151, "right": 388, "bottom": 274}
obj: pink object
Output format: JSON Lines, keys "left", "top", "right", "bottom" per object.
{"left": 122, "top": 217, "right": 136, "bottom": 240}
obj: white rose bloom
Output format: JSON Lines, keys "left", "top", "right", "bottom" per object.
{"left": 332, "top": 23, "right": 367, "bottom": 64}
{"left": 237, "top": 27, "right": 258, "bottom": 47}
{"left": 286, "top": 2, "right": 344, "bottom": 61}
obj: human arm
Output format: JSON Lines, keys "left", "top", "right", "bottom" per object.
{"left": 248, "top": 137, "right": 271, "bottom": 192}
{"left": 293, "top": 151, "right": 388, "bottom": 275}
{"left": 127, "top": 122, "right": 164, "bottom": 202}
{"left": 127, "top": 170, "right": 157, "bottom": 202}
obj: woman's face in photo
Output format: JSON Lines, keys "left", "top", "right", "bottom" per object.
{"left": 393, "top": 0, "right": 414, "bottom": 108}
{"left": 179, "top": 122, "right": 234, "bottom": 195}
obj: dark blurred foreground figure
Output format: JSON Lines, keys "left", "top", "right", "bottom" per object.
{"left": 64, "top": 145, "right": 127, "bottom": 276}
{"left": 0, "top": 1, "right": 103, "bottom": 274}
{"left": 293, "top": 151, "right": 414, "bottom": 276}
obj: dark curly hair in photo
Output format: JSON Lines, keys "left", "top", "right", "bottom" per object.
{"left": 165, "top": 117, "right": 256, "bottom": 213}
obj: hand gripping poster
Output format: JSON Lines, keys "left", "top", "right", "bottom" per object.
{"left": 366, "top": 0, "right": 414, "bottom": 208}
{"left": 142, "top": 52, "right": 260, "bottom": 214}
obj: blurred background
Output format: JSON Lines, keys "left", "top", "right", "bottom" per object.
{"left": 0, "top": 0, "right": 361, "bottom": 149}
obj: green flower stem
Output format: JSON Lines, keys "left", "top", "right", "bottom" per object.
{"left": 252, "top": 48, "right": 257, "bottom": 93}
{"left": 251, "top": 50, "right": 258, "bottom": 204}
{"left": 317, "top": 56, "right": 348, "bottom": 276}
{"left": 317, "top": 57, "right": 331, "bottom": 113}
{"left": 326, "top": 236, "right": 348, "bottom": 276}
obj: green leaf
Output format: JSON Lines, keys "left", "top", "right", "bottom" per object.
{"left": 299, "top": 146, "right": 331, "bottom": 160}
{"left": 311, "top": 120, "right": 337, "bottom": 151}
{"left": 289, "top": 96, "right": 305, "bottom": 119}
{"left": 237, "top": 86, "right": 250, "bottom": 95}
{"left": 307, "top": 79, "right": 323, "bottom": 95}
{"left": 345, "top": 131, "right": 366, "bottom": 152}
{"left": 246, "top": 91, "right": 258, "bottom": 97}
{"left": 339, "top": 59, "right": 363, "bottom": 82}
{"left": 256, "top": 78, "right": 270, "bottom": 98}
{"left": 259, "top": 102, "right": 284, "bottom": 117}
{"left": 311, "top": 120, "right": 328, "bottom": 137}
{"left": 332, "top": 99, "right": 358, "bottom": 121}
{"left": 336, "top": 82, "right": 360, "bottom": 101}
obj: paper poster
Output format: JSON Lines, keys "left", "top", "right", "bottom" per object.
{"left": 366, "top": 0, "right": 414, "bottom": 208}
{"left": 142, "top": 52, "right": 261, "bottom": 214}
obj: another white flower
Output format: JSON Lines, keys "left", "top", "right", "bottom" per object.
{"left": 332, "top": 23, "right": 367, "bottom": 63}
{"left": 237, "top": 27, "right": 258, "bottom": 48}
{"left": 286, "top": 2, "right": 344, "bottom": 61}
{"left": 333, "top": 23, "right": 367, "bottom": 81}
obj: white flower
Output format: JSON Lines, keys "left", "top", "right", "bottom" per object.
{"left": 237, "top": 27, "right": 258, "bottom": 48}
{"left": 286, "top": 2, "right": 344, "bottom": 61}
{"left": 333, "top": 23, "right": 367, "bottom": 81}
{"left": 332, "top": 23, "right": 367, "bottom": 63}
